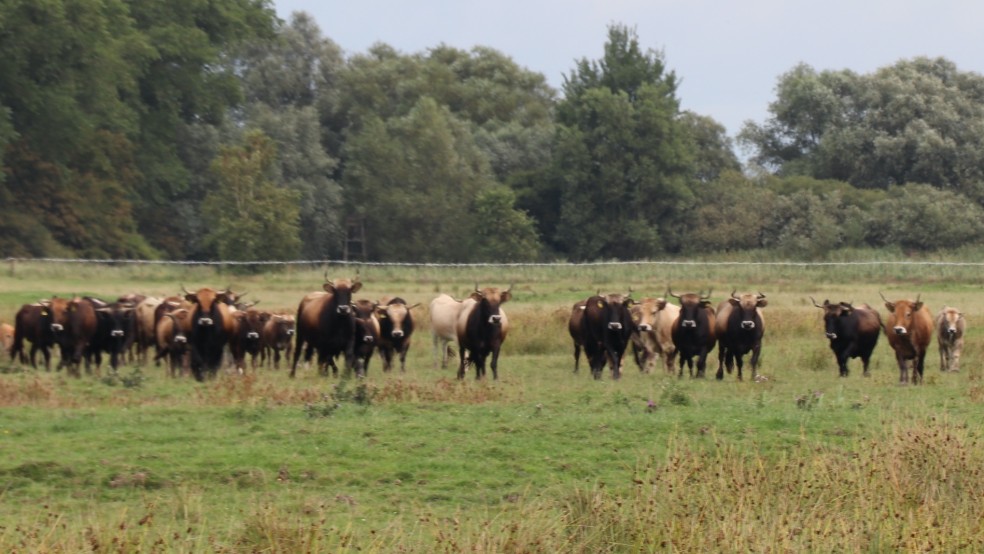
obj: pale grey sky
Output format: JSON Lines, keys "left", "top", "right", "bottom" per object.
{"left": 273, "top": 1, "right": 984, "bottom": 146}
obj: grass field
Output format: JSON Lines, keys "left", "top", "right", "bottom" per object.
{"left": 2, "top": 258, "right": 984, "bottom": 552}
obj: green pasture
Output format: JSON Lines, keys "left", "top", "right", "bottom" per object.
{"left": 1, "top": 259, "right": 984, "bottom": 552}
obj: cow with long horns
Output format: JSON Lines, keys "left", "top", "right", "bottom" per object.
{"left": 811, "top": 298, "right": 882, "bottom": 377}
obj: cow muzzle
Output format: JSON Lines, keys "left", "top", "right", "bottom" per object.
{"left": 488, "top": 315, "right": 502, "bottom": 325}
{"left": 174, "top": 335, "right": 187, "bottom": 344}
{"left": 286, "top": 329, "right": 295, "bottom": 336}
{"left": 826, "top": 332, "right": 837, "bottom": 340}
{"left": 947, "top": 328, "right": 957, "bottom": 338}
{"left": 363, "top": 335, "right": 374, "bottom": 343}
{"left": 893, "top": 326, "right": 908, "bottom": 336}
{"left": 608, "top": 322, "right": 623, "bottom": 330}
{"left": 247, "top": 331, "right": 259, "bottom": 340}
{"left": 638, "top": 323, "right": 652, "bottom": 332}
{"left": 391, "top": 330, "right": 404, "bottom": 338}
{"left": 198, "top": 317, "right": 214, "bottom": 326}
{"left": 681, "top": 320, "right": 697, "bottom": 328}
{"left": 741, "top": 321, "right": 756, "bottom": 330}
{"left": 111, "top": 330, "right": 125, "bottom": 337}
{"left": 337, "top": 305, "right": 352, "bottom": 315}
{"left": 50, "top": 323, "right": 64, "bottom": 332}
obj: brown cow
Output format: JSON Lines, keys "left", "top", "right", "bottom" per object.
{"left": 936, "top": 306, "right": 965, "bottom": 373}
{"left": 881, "top": 292, "right": 934, "bottom": 385}
{"left": 629, "top": 297, "right": 679, "bottom": 374}
{"left": 669, "top": 289, "right": 717, "bottom": 378}
{"left": 568, "top": 300, "right": 588, "bottom": 372}
{"left": 10, "top": 302, "right": 63, "bottom": 369}
{"left": 155, "top": 309, "right": 191, "bottom": 377}
{"left": 456, "top": 285, "right": 511, "bottom": 380}
{"left": 375, "top": 297, "right": 419, "bottom": 372}
{"left": 261, "top": 314, "right": 296, "bottom": 370}
{"left": 61, "top": 296, "right": 99, "bottom": 376}
{"left": 430, "top": 294, "right": 464, "bottom": 370}
{"left": 291, "top": 276, "right": 362, "bottom": 378}
{"left": 132, "top": 296, "right": 163, "bottom": 364}
{"left": 1, "top": 322, "right": 13, "bottom": 360}
{"left": 230, "top": 308, "right": 271, "bottom": 371}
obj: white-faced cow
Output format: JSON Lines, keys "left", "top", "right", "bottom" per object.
{"left": 376, "top": 297, "right": 419, "bottom": 372}
{"left": 629, "top": 297, "right": 679, "bottom": 374}
{"left": 811, "top": 298, "right": 882, "bottom": 377}
{"left": 429, "top": 294, "right": 464, "bottom": 370}
{"left": 456, "top": 285, "right": 511, "bottom": 380}
{"left": 291, "top": 275, "right": 362, "bottom": 378}
{"left": 881, "top": 293, "right": 933, "bottom": 385}
{"left": 669, "top": 289, "right": 717, "bottom": 378}
{"left": 577, "top": 292, "right": 635, "bottom": 380}
{"left": 715, "top": 291, "right": 767, "bottom": 381}
{"left": 936, "top": 306, "right": 965, "bottom": 373}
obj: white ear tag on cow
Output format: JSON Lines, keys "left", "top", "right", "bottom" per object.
{"left": 597, "top": 301, "right": 604, "bottom": 308}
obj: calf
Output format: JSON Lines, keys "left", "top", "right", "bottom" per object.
{"left": 936, "top": 306, "right": 965, "bottom": 372}
{"left": 669, "top": 289, "right": 717, "bottom": 378}
{"left": 230, "top": 308, "right": 271, "bottom": 371}
{"left": 375, "top": 297, "right": 419, "bottom": 372}
{"left": 715, "top": 291, "right": 767, "bottom": 381}
{"left": 261, "top": 314, "right": 296, "bottom": 370}
{"left": 881, "top": 293, "right": 934, "bottom": 385}
{"left": 456, "top": 285, "right": 511, "bottom": 380}
{"left": 578, "top": 292, "right": 634, "bottom": 380}
{"left": 155, "top": 309, "right": 191, "bottom": 377}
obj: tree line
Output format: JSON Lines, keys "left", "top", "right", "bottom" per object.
{"left": 3, "top": 3, "right": 983, "bottom": 262}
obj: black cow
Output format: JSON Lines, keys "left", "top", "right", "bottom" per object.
{"left": 291, "top": 276, "right": 362, "bottom": 378}
{"left": 715, "top": 291, "right": 767, "bottom": 381}
{"left": 811, "top": 298, "right": 882, "bottom": 377}
{"left": 567, "top": 300, "right": 588, "bottom": 372}
{"left": 669, "top": 289, "right": 717, "bottom": 378}
{"left": 183, "top": 287, "right": 236, "bottom": 381}
{"left": 456, "top": 285, "right": 511, "bottom": 380}
{"left": 375, "top": 297, "right": 419, "bottom": 372}
{"left": 91, "top": 301, "right": 136, "bottom": 371}
{"left": 577, "top": 293, "right": 634, "bottom": 380}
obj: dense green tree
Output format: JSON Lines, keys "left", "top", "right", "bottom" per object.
{"left": 682, "top": 171, "right": 776, "bottom": 252}
{"left": 679, "top": 111, "right": 741, "bottom": 183}
{"left": 740, "top": 57, "right": 984, "bottom": 200}
{"left": 865, "top": 184, "right": 984, "bottom": 250}
{"left": 553, "top": 24, "right": 694, "bottom": 259}
{"left": 468, "top": 186, "right": 541, "bottom": 262}
{"left": 202, "top": 131, "right": 301, "bottom": 261}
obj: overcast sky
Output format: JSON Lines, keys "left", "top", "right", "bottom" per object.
{"left": 272, "top": 1, "right": 984, "bottom": 147}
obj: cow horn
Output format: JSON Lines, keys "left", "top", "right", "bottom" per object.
{"left": 757, "top": 292, "right": 766, "bottom": 300}
{"left": 700, "top": 289, "right": 712, "bottom": 301}
{"left": 878, "top": 291, "right": 890, "bottom": 304}
{"left": 475, "top": 282, "right": 481, "bottom": 293}
{"left": 180, "top": 284, "right": 192, "bottom": 296}
{"left": 324, "top": 270, "right": 329, "bottom": 282}
{"left": 731, "top": 289, "right": 739, "bottom": 300}
{"left": 667, "top": 287, "right": 681, "bottom": 300}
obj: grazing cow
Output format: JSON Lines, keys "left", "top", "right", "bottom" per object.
{"left": 60, "top": 296, "right": 99, "bottom": 376}
{"left": 260, "top": 314, "right": 296, "bottom": 370}
{"left": 10, "top": 302, "right": 63, "bottom": 369}
{"left": 155, "top": 309, "right": 191, "bottom": 377}
{"left": 91, "top": 301, "right": 136, "bottom": 371}
{"left": 376, "top": 298, "right": 419, "bottom": 372}
{"left": 456, "top": 285, "right": 511, "bottom": 380}
{"left": 291, "top": 276, "right": 362, "bottom": 378}
{"left": 811, "top": 298, "right": 882, "bottom": 377}
{"left": 629, "top": 297, "right": 679, "bottom": 374}
{"left": 568, "top": 300, "right": 588, "bottom": 372}
{"left": 936, "top": 306, "right": 965, "bottom": 373}
{"left": 578, "top": 292, "right": 635, "bottom": 380}
{"left": 430, "top": 294, "right": 464, "bottom": 369}
{"left": 881, "top": 293, "right": 934, "bottom": 385}
{"left": 183, "top": 287, "right": 236, "bottom": 381}
{"left": 230, "top": 308, "right": 271, "bottom": 371}
{"left": 715, "top": 291, "right": 767, "bottom": 381}
{"left": 1, "top": 322, "right": 14, "bottom": 360}
{"left": 132, "top": 296, "right": 163, "bottom": 364}
{"left": 669, "top": 289, "right": 717, "bottom": 378}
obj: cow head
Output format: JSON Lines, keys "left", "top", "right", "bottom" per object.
{"left": 669, "top": 288, "right": 712, "bottom": 328}
{"left": 166, "top": 310, "right": 191, "bottom": 345}
{"left": 471, "top": 284, "right": 512, "bottom": 326}
{"left": 182, "top": 286, "right": 230, "bottom": 328}
{"left": 599, "top": 292, "right": 633, "bottom": 331}
{"left": 40, "top": 296, "right": 70, "bottom": 334}
{"left": 630, "top": 298, "right": 659, "bottom": 332}
{"left": 880, "top": 292, "right": 922, "bottom": 336}
{"left": 729, "top": 290, "right": 767, "bottom": 330}
{"left": 811, "top": 297, "right": 854, "bottom": 340}
{"left": 939, "top": 307, "right": 963, "bottom": 339}
{"left": 323, "top": 277, "right": 362, "bottom": 315}
{"left": 375, "top": 298, "right": 420, "bottom": 339}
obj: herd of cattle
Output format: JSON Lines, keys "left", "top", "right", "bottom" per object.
{"left": 0, "top": 275, "right": 968, "bottom": 385}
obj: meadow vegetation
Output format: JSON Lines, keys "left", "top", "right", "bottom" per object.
{"left": 1, "top": 258, "right": 984, "bottom": 552}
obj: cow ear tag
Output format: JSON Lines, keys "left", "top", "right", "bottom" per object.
{"left": 596, "top": 301, "right": 604, "bottom": 309}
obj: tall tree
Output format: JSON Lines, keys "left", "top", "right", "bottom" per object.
{"left": 552, "top": 24, "right": 694, "bottom": 259}
{"left": 740, "top": 57, "right": 984, "bottom": 200}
